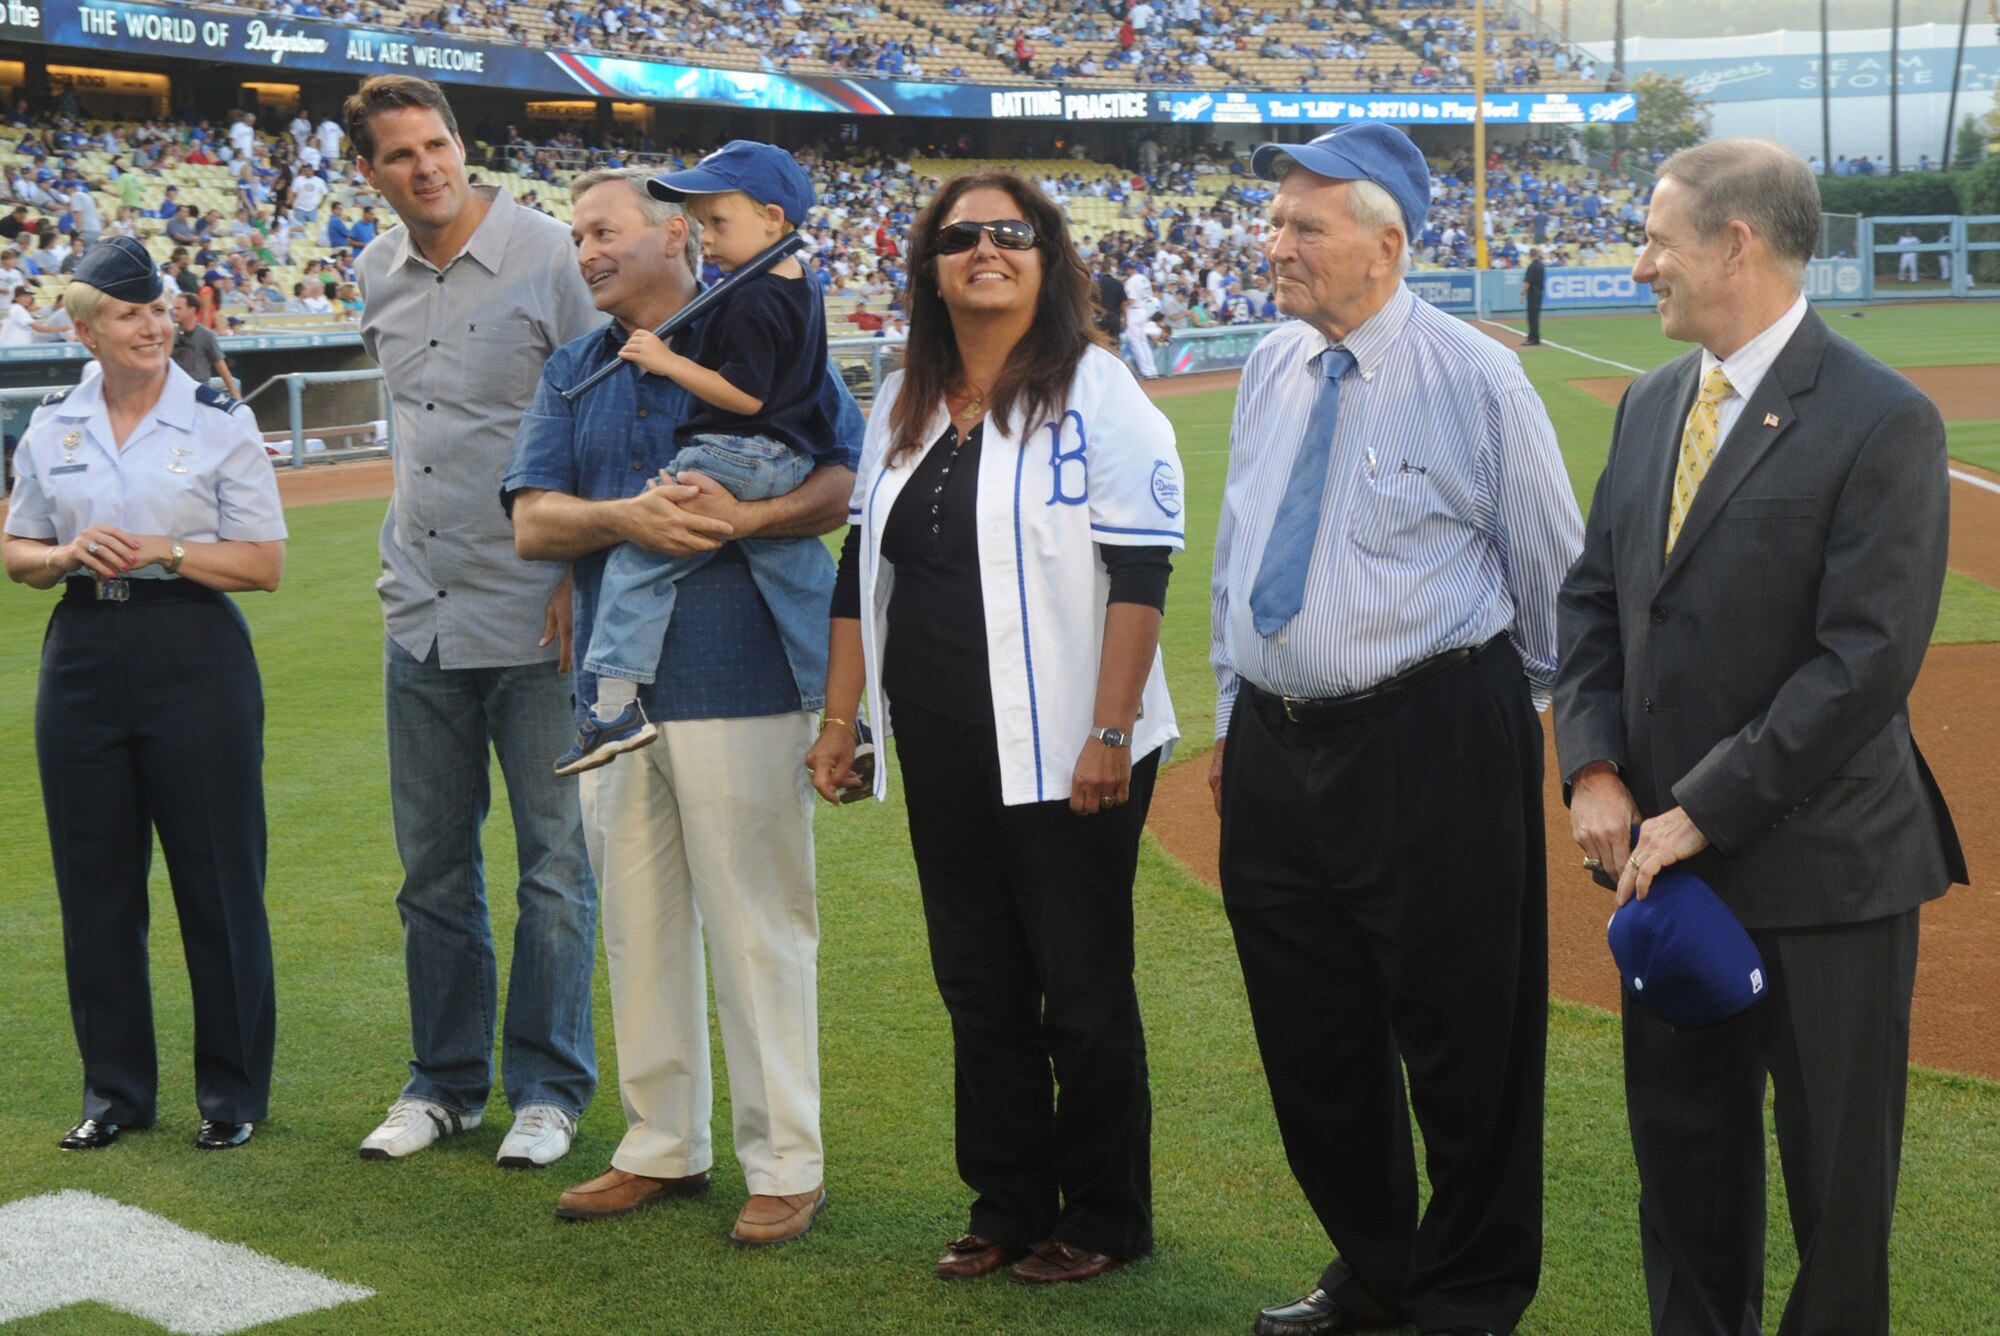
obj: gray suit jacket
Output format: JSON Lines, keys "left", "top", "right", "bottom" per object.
{"left": 1554, "top": 307, "right": 1966, "bottom": 930}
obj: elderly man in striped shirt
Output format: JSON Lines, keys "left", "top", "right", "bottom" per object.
{"left": 1209, "top": 124, "right": 1582, "bottom": 1336}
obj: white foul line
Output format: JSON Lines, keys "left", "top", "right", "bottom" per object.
{"left": 1475, "top": 319, "right": 1647, "bottom": 375}
{"left": 1478, "top": 320, "right": 2000, "bottom": 501}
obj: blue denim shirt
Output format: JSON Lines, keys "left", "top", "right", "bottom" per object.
{"left": 503, "top": 318, "right": 864, "bottom": 722}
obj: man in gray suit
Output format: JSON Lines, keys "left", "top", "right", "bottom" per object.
{"left": 1555, "top": 138, "right": 1965, "bottom": 1336}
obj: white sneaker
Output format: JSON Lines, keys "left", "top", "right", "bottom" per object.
{"left": 358, "top": 1097, "right": 481, "bottom": 1161}
{"left": 496, "top": 1103, "right": 577, "bottom": 1169}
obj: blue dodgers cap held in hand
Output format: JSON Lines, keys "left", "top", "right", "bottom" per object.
{"left": 1251, "top": 123, "right": 1432, "bottom": 245}
{"left": 70, "top": 236, "right": 163, "bottom": 304}
{"left": 1607, "top": 865, "right": 1768, "bottom": 1028}
{"left": 648, "top": 141, "right": 816, "bottom": 227}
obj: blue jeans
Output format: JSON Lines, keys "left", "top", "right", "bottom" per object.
{"left": 384, "top": 638, "right": 597, "bottom": 1116}
{"left": 585, "top": 432, "right": 817, "bottom": 686}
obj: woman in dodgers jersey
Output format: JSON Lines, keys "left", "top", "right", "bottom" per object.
{"left": 2, "top": 237, "right": 287, "bottom": 1155}
{"left": 807, "top": 173, "right": 1185, "bottom": 1286}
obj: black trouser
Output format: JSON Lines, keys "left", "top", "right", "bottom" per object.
{"left": 1525, "top": 295, "right": 1542, "bottom": 343}
{"left": 1219, "top": 641, "right": 1546, "bottom": 1333}
{"left": 892, "top": 700, "right": 1159, "bottom": 1259}
{"left": 1624, "top": 908, "right": 1920, "bottom": 1336}
{"left": 35, "top": 581, "right": 275, "bottom": 1125}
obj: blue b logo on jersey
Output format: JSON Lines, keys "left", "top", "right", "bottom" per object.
{"left": 1045, "top": 410, "right": 1088, "bottom": 507}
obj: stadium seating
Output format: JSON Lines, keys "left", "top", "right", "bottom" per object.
{"left": 0, "top": 109, "right": 1647, "bottom": 346}
{"left": 168, "top": 0, "right": 1605, "bottom": 92}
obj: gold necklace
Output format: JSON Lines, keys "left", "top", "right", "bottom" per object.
{"left": 955, "top": 383, "right": 992, "bottom": 423}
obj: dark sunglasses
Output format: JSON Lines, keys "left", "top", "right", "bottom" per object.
{"left": 936, "top": 219, "right": 1038, "bottom": 254}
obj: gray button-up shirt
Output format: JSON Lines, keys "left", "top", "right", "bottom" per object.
{"left": 358, "top": 185, "right": 603, "bottom": 668}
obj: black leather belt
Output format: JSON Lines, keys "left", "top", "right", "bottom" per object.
{"left": 62, "top": 577, "right": 220, "bottom": 606}
{"left": 1247, "top": 640, "right": 1491, "bottom": 725}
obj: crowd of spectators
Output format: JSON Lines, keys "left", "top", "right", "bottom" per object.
{"left": 168, "top": 0, "right": 1607, "bottom": 93}
{"left": 1, "top": 99, "right": 386, "bottom": 340}
{"left": 0, "top": 90, "right": 1646, "bottom": 356}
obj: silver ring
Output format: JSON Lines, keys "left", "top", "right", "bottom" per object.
{"left": 1582, "top": 856, "right": 1603, "bottom": 872}
{"left": 86, "top": 542, "right": 100, "bottom": 555}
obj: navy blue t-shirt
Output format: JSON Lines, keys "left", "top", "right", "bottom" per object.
{"left": 672, "top": 265, "right": 829, "bottom": 456}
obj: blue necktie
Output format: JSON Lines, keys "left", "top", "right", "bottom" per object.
{"left": 1249, "top": 347, "right": 1357, "bottom": 637}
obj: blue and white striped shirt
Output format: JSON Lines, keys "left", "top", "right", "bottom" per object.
{"left": 1212, "top": 283, "right": 1583, "bottom": 736}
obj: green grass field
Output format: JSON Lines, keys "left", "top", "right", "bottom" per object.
{"left": 3, "top": 302, "right": 1998, "bottom": 1334}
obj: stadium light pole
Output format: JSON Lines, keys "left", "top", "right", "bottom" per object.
{"left": 1474, "top": 0, "right": 1489, "bottom": 269}
{"left": 1889, "top": 0, "right": 1901, "bottom": 173}
{"left": 1941, "top": 0, "right": 1973, "bottom": 168}
{"left": 1820, "top": 0, "right": 1831, "bottom": 171}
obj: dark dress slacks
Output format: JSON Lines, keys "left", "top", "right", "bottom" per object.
{"left": 35, "top": 581, "right": 276, "bottom": 1125}
{"left": 892, "top": 699, "right": 1160, "bottom": 1260}
{"left": 1220, "top": 641, "right": 1546, "bottom": 1333}
{"left": 1624, "top": 907, "right": 1920, "bottom": 1336}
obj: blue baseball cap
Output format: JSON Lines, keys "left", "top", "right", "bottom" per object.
{"left": 71, "top": 236, "right": 162, "bottom": 304}
{"left": 1251, "top": 123, "right": 1432, "bottom": 244}
{"left": 1607, "top": 864, "right": 1767, "bottom": 1029}
{"left": 648, "top": 140, "right": 815, "bottom": 227}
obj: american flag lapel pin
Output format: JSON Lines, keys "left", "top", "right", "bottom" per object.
{"left": 1763, "top": 413, "right": 1780, "bottom": 428}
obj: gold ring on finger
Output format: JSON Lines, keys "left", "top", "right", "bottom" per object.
{"left": 1582, "top": 856, "right": 1603, "bottom": 871}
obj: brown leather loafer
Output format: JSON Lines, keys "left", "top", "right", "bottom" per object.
{"left": 554, "top": 1166, "right": 710, "bottom": 1221}
{"left": 729, "top": 1185, "right": 827, "bottom": 1247}
{"left": 1009, "top": 1239, "right": 1124, "bottom": 1285}
{"left": 935, "top": 1234, "right": 1025, "bottom": 1280}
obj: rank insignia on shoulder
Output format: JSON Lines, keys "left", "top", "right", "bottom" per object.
{"left": 195, "top": 385, "right": 246, "bottom": 415}
{"left": 40, "top": 387, "right": 72, "bottom": 408}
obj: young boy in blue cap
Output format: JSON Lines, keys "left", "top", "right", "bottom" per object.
{"left": 556, "top": 139, "right": 830, "bottom": 775}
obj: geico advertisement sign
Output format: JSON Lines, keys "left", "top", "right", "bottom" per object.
{"left": 1545, "top": 271, "right": 1651, "bottom": 303}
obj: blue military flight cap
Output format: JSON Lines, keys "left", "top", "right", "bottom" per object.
{"left": 1251, "top": 123, "right": 1432, "bottom": 244}
{"left": 648, "top": 141, "right": 815, "bottom": 227}
{"left": 71, "top": 236, "right": 163, "bottom": 304}
{"left": 1607, "top": 862, "right": 1767, "bottom": 1029}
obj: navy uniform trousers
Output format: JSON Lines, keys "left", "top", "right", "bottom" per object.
{"left": 35, "top": 579, "right": 275, "bottom": 1125}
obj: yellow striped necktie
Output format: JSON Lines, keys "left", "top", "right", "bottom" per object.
{"left": 1666, "top": 366, "right": 1734, "bottom": 556}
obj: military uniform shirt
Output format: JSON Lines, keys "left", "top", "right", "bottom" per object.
{"left": 5, "top": 363, "right": 287, "bottom": 565}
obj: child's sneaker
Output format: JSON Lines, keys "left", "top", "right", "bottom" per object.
{"left": 554, "top": 702, "right": 659, "bottom": 776}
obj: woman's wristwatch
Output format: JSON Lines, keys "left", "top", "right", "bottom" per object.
{"left": 1089, "top": 725, "right": 1130, "bottom": 747}
{"left": 165, "top": 539, "right": 185, "bottom": 574}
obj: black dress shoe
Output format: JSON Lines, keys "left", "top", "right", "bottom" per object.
{"left": 59, "top": 1118, "right": 129, "bottom": 1151}
{"left": 1423, "top": 1329, "right": 1496, "bottom": 1335}
{"left": 1254, "top": 1286, "right": 1404, "bottom": 1335}
{"left": 195, "top": 1120, "right": 255, "bottom": 1150}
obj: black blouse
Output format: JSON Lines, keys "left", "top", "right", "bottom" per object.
{"left": 831, "top": 421, "right": 1172, "bottom": 725}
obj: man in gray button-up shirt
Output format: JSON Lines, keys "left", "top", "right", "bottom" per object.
{"left": 348, "top": 75, "right": 606, "bottom": 1172}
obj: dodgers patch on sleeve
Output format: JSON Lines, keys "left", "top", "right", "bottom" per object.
{"left": 1149, "top": 460, "right": 1182, "bottom": 518}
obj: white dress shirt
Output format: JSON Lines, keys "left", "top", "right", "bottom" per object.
{"left": 1698, "top": 294, "right": 1809, "bottom": 453}
{"left": 1212, "top": 284, "right": 1583, "bottom": 734}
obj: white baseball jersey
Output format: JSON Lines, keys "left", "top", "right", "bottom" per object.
{"left": 849, "top": 346, "right": 1185, "bottom": 805}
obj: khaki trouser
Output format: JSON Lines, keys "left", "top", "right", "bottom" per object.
{"left": 580, "top": 710, "right": 824, "bottom": 1196}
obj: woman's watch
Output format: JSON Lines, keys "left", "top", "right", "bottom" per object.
{"left": 165, "top": 539, "right": 186, "bottom": 574}
{"left": 1089, "top": 725, "right": 1131, "bottom": 747}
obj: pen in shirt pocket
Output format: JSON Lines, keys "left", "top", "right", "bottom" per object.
{"left": 1365, "top": 446, "right": 1379, "bottom": 478}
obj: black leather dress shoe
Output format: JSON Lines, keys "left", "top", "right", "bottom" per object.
{"left": 1254, "top": 1286, "right": 1403, "bottom": 1335}
{"left": 195, "top": 1120, "right": 255, "bottom": 1150}
{"left": 59, "top": 1118, "right": 130, "bottom": 1151}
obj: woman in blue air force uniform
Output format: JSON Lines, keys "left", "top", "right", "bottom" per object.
{"left": 3, "top": 237, "right": 287, "bottom": 1152}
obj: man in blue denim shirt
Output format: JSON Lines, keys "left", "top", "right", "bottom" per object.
{"left": 505, "top": 167, "right": 860, "bottom": 1247}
